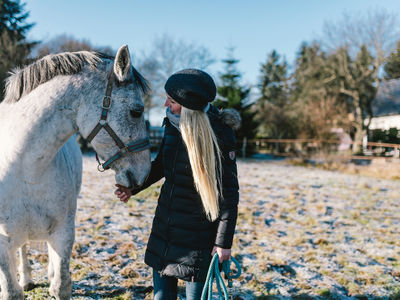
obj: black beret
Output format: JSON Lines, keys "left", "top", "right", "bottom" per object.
{"left": 164, "top": 69, "right": 217, "bottom": 111}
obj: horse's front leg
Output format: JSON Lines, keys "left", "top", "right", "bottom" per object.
{"left": 47, "top": 241, "right": 54, "bottom": 282}
{"left": 18, "top": 244, "right": 34, "bottom": 291}
{"left": 0, "top": 237, "right": 24, "bottom": 300}
{"left": 47, "top": 216, "right": 75, "bottom": 300}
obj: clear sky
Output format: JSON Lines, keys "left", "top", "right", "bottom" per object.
{"left": 24, "top": 1, "right": 400, "bottom": 124}
{"left": 25, "top": 0, "right": 400, "bottom": 85}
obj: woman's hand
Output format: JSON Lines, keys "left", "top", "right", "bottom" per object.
{"left": 211, "top": 246, "right": 231, "bottom": 263}
{"left": 114, "top": 184, "right": 132, "bottom": 203}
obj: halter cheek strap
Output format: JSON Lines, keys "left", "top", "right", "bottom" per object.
{"left": 86, "top": 68, "right": 151, "bottom": 172}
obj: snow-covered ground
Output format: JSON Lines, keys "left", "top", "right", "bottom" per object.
{"left": 25, "top": 155, "right": 400, "bottom": 299}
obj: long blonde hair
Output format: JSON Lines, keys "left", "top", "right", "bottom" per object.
{"left": 180, "top": 106, "right": 223, "bottom": 221}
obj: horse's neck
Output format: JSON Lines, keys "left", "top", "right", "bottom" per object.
{"left": 0, "top": 77, "right": 81, "bottom": 180}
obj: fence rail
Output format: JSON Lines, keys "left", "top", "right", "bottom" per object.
{"left": 239, "top": 138, "right": 400, "bottom": 159}
{"left": 149, "top": 135, "right": 400, "bottom": 159}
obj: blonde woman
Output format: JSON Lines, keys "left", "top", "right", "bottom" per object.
{"left": 115, "top": 69, "right": 240, "bottom": 300}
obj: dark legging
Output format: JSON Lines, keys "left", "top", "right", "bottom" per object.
{"left": 153, "top": 269, "right": 205, "bottom": 300}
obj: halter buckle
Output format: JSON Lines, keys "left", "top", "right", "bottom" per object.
{"left": 120, "top": 146, "right": 129, "bottom": 154}
{"left": 102, "top": 96, "right": 112, "bottom": 109}
{"left": 97, "top": 163, "right": 105, "bottom": 172}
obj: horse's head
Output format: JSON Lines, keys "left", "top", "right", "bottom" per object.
{"left": 77, "top": 45, "right": 151, "bottom": 189}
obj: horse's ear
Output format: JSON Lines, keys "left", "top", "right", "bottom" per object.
{"left": 114, "top": 45, "right": 132, "bottom": 82}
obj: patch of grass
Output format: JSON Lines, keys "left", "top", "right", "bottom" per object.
{"left": 389, "top": 285, "right": 400, "bottom": 300}
{"left": 357, "top": 217, "right": 370, "bottom": 226}
{"left": 70, "top": 262, "right": 91, "bottom": 281}
{"left": 246, "top": 277, "right": 271, "bottom": 295}
{"left": 355, "top": 274, "right": 375, "bottom": 285}
{"left": 297, "top": 282, "right": 312, "bottom": 290}
{"left": 302, "top": 216, "right": 318, "bottom": 227}
{"left": 317, "top": 288, "right": 331, "bottom": 297}
{"left": 287, "top": 157, "right": 400, "bottom": 180}
{"left": 105, "top": 253, "right": 118, "bottom": 262}
{"left": 119, "top": 264, "right": 140, "bottom": 279}
{"left": 347, "top": 282, "right": 361, "bottom": 296}
{"left": 104, "top": 291, "right": 133, "bottom": 300}
{"left": 72, "top": 241, "right": 89, "bottom": 258}
{"left": 336, "top": 255, "right": 350, "bottom": 268}
{"left": 342, "top": 266, "right": 358, "bottom": 278}
{"left": 254, "top": 296, "right": 281, "bottom": 300}
{"left": 376, "top": 274, "right": 397, "bottom": 285}
{"left": 335, "top": 275, "right": 350, "bottom": 287}
{"left": 320, "top": 269, "right": 332, "bottom": 277}
{"left": 292, "top": 294, "right": 314, "bottom": 300}
{"left": 119, "top": 223, "right": 133, "bottom": 231}
{"left": 25, "top": 286, "right": 50, "bottom": 300}
{"left": 118, "top": 242, "right": 136, "bottom": 257}
{"left": 32, "top": 253, "right": 48, "bottom": 264}
{"left": 94, "top": 220, "right": 106, "bottom": 231}
{"left": 121, "top": 278, "right": 138, "bottom": 289}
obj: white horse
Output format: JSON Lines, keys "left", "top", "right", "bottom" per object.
{"left": 0, "top": 45, "right": 151, "bottom": 300}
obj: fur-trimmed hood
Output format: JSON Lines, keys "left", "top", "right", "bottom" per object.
{"left": 220, "top": 108, "right": 241, "bottom": 130}
{"left": 207, "top": 105, "right": 241, "bottom": 130}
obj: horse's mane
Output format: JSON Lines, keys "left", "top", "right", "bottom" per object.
{"left": 3, "top": 51, "right": 150, "bottom": 103}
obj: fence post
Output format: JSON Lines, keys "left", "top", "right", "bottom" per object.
{"left": 242, "top": 137, "right": 247, "bottom": 158}
{"left": 362, "top": 135, "right": 368, "bottom": 153}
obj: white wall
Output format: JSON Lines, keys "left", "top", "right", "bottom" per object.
{"left": 368, "top": 114, "right": 400, "bottom": 130}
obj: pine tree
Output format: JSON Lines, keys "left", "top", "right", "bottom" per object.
{"left": 214, "top": 49, "right": 258, "bottom": 156}
{"left": 384, "top": 41, "right": 400, "bottom": 80}
{"left": 257, "top": 50, "right": 294, "bottom": 146}
{"left": 0, "top": 0, "right": 37, "bottom": 100}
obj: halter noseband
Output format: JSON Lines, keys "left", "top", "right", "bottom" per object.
{"left": 86, "top": 68, "right": 151, "bottom": 172}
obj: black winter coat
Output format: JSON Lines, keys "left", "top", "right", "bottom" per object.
{"left": 132, "top": 105, "right": 240, "bottom": 282}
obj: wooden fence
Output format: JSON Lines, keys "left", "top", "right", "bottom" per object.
{"left": 239, "top": 138, "right": 400, "bottom": 159}
{"left": 149, "top": 133, "right": 400, "bottom": 159}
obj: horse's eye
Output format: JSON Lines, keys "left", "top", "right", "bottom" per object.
{"left": 130, "top": 110, "right": 143, "bottom": 119}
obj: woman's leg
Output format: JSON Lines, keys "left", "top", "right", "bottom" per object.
{"left": 185, "top": 281, "right": 205, "bottom": 300}
{"left": 153, "top": 269, "right": 178, "bottom": 300}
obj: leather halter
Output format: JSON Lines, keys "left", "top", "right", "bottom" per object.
{"left": 86, "top": 68, "right": 151, "bottom": 172}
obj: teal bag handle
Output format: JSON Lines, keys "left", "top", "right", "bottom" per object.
{"left": 201, "top": 253, "right": 241, "bottom": 300}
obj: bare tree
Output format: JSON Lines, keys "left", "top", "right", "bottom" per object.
{"left": 136, "top": 33, "right": 215, "bottom": 120}
{"left": 333, "top": 46, "right": 377, "bottom": 153}
{"left": 321, "top": 8, "right": 399, "bottom": 152}
{"left": 33, "top": 34, "right": 114, "bottom": 58}
{"left": 137, "top": 57, "right": 160, "bottom": 119}
{"left": 322, "top": 8, "right": 400, "bottom": 70}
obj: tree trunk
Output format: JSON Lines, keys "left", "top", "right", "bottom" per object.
{"left": 352, "top": 125, "right": 366, "bottom": 154}
{"left": 352, "top": 94, "right": 364, "bottom": 154}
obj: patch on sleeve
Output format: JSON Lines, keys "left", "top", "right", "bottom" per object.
{"left": 229, "top": 151, "right": 236, "bottom": 160}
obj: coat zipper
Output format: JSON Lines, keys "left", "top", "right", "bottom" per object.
{"left": 162, "top": 140, "right": 180, "bottom": 262}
